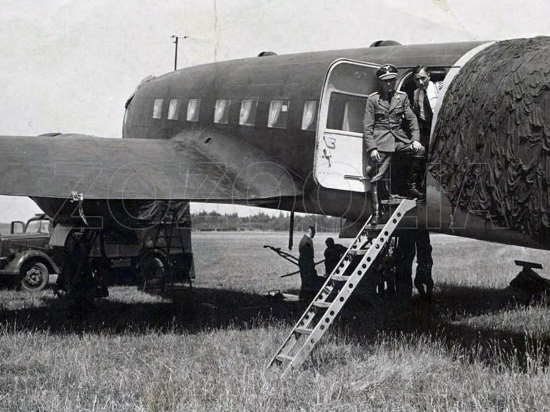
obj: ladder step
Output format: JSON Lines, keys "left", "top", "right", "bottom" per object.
{"left": 364, "top": 224, "right": 387, "bottom": 231}
{"left": 276, "top": 354, "right": 294, "bottom": 363}
{"left": 349, "top": 246, "right": 369, "bottom": 255}
{"left": 313, "top": 301, "right": 330, "bottom": 309}
{"left": 381, "top": 197, "right": 409, "bottom": 205}
{"left": 267, "top": 198, "right": 418, "bottom": 377}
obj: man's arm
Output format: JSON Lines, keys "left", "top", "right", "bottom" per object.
{"left": 403, "top": 95, "right": 420, "bottom": 142}
{"left": 336, "top": 244, "right": 347, "bottom": 256}
{"left": 363, "top": 96, "right": 377, "bottom": 152}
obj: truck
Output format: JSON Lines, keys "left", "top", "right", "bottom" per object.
{"left": 0, "top": 214, "right": 61, "bottom": 291}
{"left": 0, "top": 210, "right": 195, "bottom": 295}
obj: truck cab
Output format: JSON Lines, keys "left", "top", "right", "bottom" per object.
{"left": 0, "top": 214, "right": 61, "bottom": 291}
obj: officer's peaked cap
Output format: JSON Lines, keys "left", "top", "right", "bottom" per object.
{"left": 376, "top": 64, "right": 398, "bottom": 80}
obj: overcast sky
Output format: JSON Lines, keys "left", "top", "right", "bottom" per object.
{"left": 1, "top": 0, "right": 549, "bottom": 221}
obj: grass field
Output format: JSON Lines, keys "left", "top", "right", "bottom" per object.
{"left": 1, "top": 231, "right": 550, "bottom": 411}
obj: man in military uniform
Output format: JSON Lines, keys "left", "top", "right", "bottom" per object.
{"left": 363, "top": 64, "right": 428, "bottom": 301}
{"left": 363, "top": 64, "right": 425, "bottom": 203}
{"left": 324, "top": 237, "right": 347, "bottom": 275}
{"left": 298, "top": 225, "right": 318, "bottom": 301}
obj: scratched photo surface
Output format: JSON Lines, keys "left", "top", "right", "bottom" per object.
{"left": 1, "top": 1, "right": 550, "bottom": 410}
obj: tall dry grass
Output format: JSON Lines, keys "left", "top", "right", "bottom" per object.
{"left": 1, "top": 232, "right": 550, "bottom": 411}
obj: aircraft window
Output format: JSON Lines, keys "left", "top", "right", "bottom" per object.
{"left": 301, "top": 100, "right": 318, "bottom": 131}
{"left": 214, "top": 99, "right": 231, "bottom": 124}
{"left": 326, "top": 93, "right": 367, "bottom": 133}
{"left": 152, "top": 98, "right": 163, "bottom": 119}
{"left": 267, "top": 100, "right": 289, "bottom": 129}
{"left": 187, "top": 99, "right": 200, "bottom": 122}
{"left": 167, "top": 99, "right": 179, "bottom": 120}
{"left": 239, "top": 99, "right": 258, "bottom": 126}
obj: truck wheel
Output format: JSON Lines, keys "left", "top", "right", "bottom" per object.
{"left": 20, "top": 261, "right": 49, "bottom": 292}
{"left": 138, "top": 253, "right": 168, "bottom": 293}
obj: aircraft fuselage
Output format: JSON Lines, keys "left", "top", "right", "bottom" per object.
{"left": 18, "top": 37, "right": 550, "bottom": 250}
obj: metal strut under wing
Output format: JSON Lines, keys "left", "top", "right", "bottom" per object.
{"left": 0, "top": 134, "right": 300, "bottom": 201}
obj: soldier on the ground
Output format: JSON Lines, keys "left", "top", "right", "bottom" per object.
{"left": 298, "top": 225, "right": 318, "bottom": 301}
{"left": 324, "top": 237, "right": 346, "bottom": 275}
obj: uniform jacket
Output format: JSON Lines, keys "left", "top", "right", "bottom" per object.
{"left": 324, "top": 243, "right": 346, "bottom": 275}
{"left": 298, "top": 234, "right": 315, "bottom": 276}
{"left": 298, "top": 235, "right": 314, "bottom": 263}
{"left": 363, "top": 90, "right": 420, "bottom": 153}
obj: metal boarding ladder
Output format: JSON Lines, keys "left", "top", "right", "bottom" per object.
{"left": 266, "top": 198, "right": 417, "bottom": 376}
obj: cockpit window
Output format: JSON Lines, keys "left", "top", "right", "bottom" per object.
{"left": 167, "top": 99, "right": 179, "bottom": 120}
{"left": 326, "top": 93, "right": 366, "bottom": 133}
{"left": 301, "top": 100, "right": 318, "bottom": 131}
{"left": 214, "top": 99, "right": 231, "bottom": 124}
{"left": 152, "top": 98, "right": 163, "bottom": 119}
{"left": 267, "top": 100, "right": 289, "bottom": 129}
{"left": 239, "top": 99, "right": 258, "bottom": 126}
{"left": 186, "top": 99, "right": 200, "bottom": 122}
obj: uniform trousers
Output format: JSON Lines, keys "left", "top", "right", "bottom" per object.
{"left": 366, "top": 142, "right": 426, "bottom": 184}
{"left": 395, "top": 228, "right": 433, "bottom": 299}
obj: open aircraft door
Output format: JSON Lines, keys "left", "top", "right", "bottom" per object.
{"left": 314, "top": 59, "right": 381, "bottom": 193}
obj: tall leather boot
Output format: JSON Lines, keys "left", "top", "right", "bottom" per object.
{"left": 370, "top": 183, "right": 380, "bottom": 225}
{"left": 416, "top": 157, "right": 427, "bottom": 193}
{"left": 405, "top": 157, "right": 425, "bottom": 200}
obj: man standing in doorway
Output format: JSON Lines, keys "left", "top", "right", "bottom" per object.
{"left": 412, "top": 65, "right": 441, "bottom": 151}
{"left": 363, "top": 64, "right": 426, "bottom": 207}
{"left": 363, "top": 64, "right": 429, "bottom": 301}
{"left": 408, "top": 65, "right": 438, "bottom": 301}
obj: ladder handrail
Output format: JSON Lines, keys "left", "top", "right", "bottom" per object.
{"left": 266, "top": 199, "right": 417, "bottom": 376}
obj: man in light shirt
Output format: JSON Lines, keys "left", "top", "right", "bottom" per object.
{"left": 412, "top": 65, "right": 442, "bottom": 149}
{"left": 401, "top": 65, "right": 439, "bottom": 301}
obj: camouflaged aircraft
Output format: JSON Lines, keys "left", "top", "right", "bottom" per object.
{"left": 1, "top": 36, "right": 550, "bottom": 296}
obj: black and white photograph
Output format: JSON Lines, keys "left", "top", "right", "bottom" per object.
{"left": 1, "top": 0, "right": 550, "bottom": 410}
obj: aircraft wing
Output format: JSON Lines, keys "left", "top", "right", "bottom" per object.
{"left": 0, "top": 133, "right": 301, "bottom": 200}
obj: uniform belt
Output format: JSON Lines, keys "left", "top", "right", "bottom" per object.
{"left": 375, "top": 125, "right": 402, "bottom": 131}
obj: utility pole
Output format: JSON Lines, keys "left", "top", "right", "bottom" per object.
{"left": 171, "top": 34, "right": 188, "bottom": 71}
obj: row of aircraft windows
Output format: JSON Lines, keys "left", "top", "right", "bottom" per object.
{"left": 152, "top": 98, "right": 318, "bottom": 131}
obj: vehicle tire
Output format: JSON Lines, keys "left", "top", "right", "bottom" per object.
{"left": 20, "top": 260, "right": 50, "bottom": 292}
{"left": 137, "top": 252, "right": 168, "bottom": 292}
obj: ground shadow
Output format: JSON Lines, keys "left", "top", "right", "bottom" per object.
{"left": 0, "top": 287, "right": 305, "bottom": 335}
{"left": 331, "top": 284, "right": 550, "bottom": 371}
{"left": 1, "top": 283, "right": 549, "bottom": 371}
